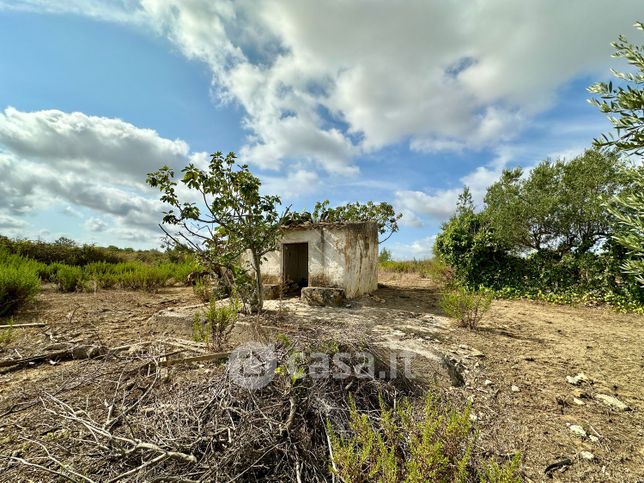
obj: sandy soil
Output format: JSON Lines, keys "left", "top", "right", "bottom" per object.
{"left": 0, "top": 276, "right": 643, "bottom": 482}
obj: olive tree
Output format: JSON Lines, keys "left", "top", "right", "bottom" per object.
{"left": 147, "top": 151, "right": 284, "bottom": 312}
{"left": 589, "top": 21, "right": 644, "bottom": 285}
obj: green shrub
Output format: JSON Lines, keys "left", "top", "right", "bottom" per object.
{"left": 439, "top": 288, "right": 492, "bottom": 329}
{"left": 328, "top": 393, "right": 522, "bottom": 482}
{"left": 55, "top": 265, "right": 85, "bottom": 292}
{"left": 0, "top": 318, "right": 14, "bottom": 345}
{"left": 0, "top": 251, "right": 41, "bottom": 316}
{"left": 193, "top": 298, "right": 239, "bottom": 350}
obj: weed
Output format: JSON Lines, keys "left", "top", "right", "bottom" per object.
{"left": 0, "top": 318, "right": 15, "bottom": 345}
{"left": 193, "top": 298, "right": 239, "bottom": 350}
{"left": 328, "top": 393, "right": 522, "bottom": 482}
{"left": 439, "top": 288, "right": 492, "bottom": 329}
{"left": 0, "top": 251, "right": 41, "bottom": 316}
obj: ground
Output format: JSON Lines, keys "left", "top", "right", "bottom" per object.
{"left": 0, "top": 274, "right": 642, "bottom": 481}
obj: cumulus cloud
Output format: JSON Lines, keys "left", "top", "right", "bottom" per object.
{"left": 4, "top": 0, "right": 638, "bottom": 173}
{"left": 84, "top": 217, "right": 108, "bottom": 233}
{"left": 0, "top": 108, "right": 186, "bottom": 243}
{"left": 0, "top": 107, "right": 189, "bottom": 184}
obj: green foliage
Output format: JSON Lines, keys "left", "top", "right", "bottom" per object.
{"left": 193, "top": 298, "right": 239, "bottom": 349}
{"left": 288, "top": 200, "right": 402, "bottom": 243}
{"left": 588, "top": 22, "right": 644, "bottom": 156}
{"left": 606, "top": 165, "right": 644, "bottom": 285}
{"left": 439, "top": 288, "right": 492, "bottom": 329}
{"left": 193, "top": 277, "right": 215, "bottom": 303}
{"left": 479, "top": 453, "right": 523, "bottom": 483}
{"left": 588, "top": 22, "right": 644, "bottom": 287}
{"left": 0, "top": 319, "right": 14, "bottom": 345}
{"left": 0, "top": 251, "right": 41, "bottom": 316}
{"left": 55, "top": 265, "right": 85, "bottom": 292}
{"left": 378, "top": 247, "right": 393, "bottom": 263}
{"left": 434, "top": 150, "right": 643, "bottom": 312}
{"left": 328, "top": 393, "right": 522, "bottom": 482}
{"left": 0, "top": 235, "right": 122, "bottom": 266}
{"left": 147, "top": 151, "right": 284, "bottom": 312}
{"left": 483, "top": 150, "right": 623, "bottom": 254}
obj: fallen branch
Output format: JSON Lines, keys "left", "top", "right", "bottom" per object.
{"left": 159, "top": 352, "right": 230, "bottom": 367}
{"left": 0, "top": 345, "right": 107, "bottom": 369}
{"left": 0, "top": 322, "right": 47, "bottom": 329}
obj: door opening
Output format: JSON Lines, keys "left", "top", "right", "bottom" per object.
{"left": 282, "top": 243, "right": 308, "bottom": 294}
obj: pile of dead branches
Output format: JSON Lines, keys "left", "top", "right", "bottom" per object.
{"left": 1, "top": 338, "right": 421, "bottom": 482}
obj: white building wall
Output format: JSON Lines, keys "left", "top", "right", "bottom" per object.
{"left": 260, "top": 222, "right": 378, "bottom": 298}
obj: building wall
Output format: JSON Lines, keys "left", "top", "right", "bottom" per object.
{"left": 260, "top": 222, "right": 378, "bottom": 298}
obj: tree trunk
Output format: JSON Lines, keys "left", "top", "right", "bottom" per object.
{"left": 251, "top": 249, "right": 263, "bottom": 313}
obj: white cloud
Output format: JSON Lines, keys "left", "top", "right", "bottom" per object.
{"left": 262, "top": 168, "right": 321, "bottom": 199}
{"left": 389, "top": 235, "right": 436, "bottom": 260}
{"left": 85, "top": 217, "right": 108, "bottom": 232}
{"left": 0, "top": 107, "right": 189, "bottom": 185}
{"left": 6, "top": 0, "right": 638, "bottom": 173}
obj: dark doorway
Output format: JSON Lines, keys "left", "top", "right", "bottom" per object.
{"left": 282, "top": 243, "right": 308, "bottom": 294}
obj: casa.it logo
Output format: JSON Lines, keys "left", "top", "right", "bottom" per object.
{"left": 227, "top": 342, "right": 277, "bottom": 390}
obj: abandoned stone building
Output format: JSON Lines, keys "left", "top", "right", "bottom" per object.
{"left": 260, "top": 221, "right": 379, "bottom": 299}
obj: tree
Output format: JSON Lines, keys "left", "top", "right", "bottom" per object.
{"left": 378, "top": 247, "right": 392, "bottom": 263}
{"left": 147, "top": 151, "right": 284, "bottom": 312}
{"left": 588, "top": 22, "right": 644, "bottom": 155}
{"left": 589, "top": 22, "right": 644, "bottom": 285}
{"left": 607, "top": 165, "right": 644, "bottom": 286}
{"left": 483, "top": 150, "right": 623, "bottom": 255}
{"left": 286, "top": 200, "right": 402, "bottom": 243}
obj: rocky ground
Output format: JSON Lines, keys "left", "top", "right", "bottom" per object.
{"left": 0, "top": 274, "right": 642, "bottom": 481}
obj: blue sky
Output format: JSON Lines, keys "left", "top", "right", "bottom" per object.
{"left": 0, "top": 1, "right": 640, "bottom": 258}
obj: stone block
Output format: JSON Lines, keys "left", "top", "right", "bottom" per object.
{"left": 301, "top": 286, "right": 346, "bottom": 307}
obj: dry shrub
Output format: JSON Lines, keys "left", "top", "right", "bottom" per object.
{"left": 1, "top": 337, "right": 520, "bottom": 482}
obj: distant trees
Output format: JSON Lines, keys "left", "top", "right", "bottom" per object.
{"left": 483, "top": 150, "right": 623, "bottom": 255}
{"left": 434, "top": 150, "right": 642, "bottom": 309}
{"left": 589, "top": 21, "right": 644, "bottom": 286}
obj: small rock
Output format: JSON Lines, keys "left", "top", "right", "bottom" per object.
{"left": 566, "top": 373, "right": 590, "bottom": 386}
{"left": 579, "top": 451, "right": 595, "bottom": 461}
{"left": 595, "top": 394, "right": 630, "bottom": 411}
{"left": 573, "top": 398, "right": 586, "bottom": 406}
{"left": 511, "top": 385, "right": 520, "bottom": 392}
{"left": 469, "top": 413, "right": 478, "bottom": 422}
{"left": 589, "top": 435, "right": 599, "bottom": 443}
{"left": 569, "top": 424, "right": 587, "bottom": 438}
{"left": 484, "top": 379, "right": 493, "bottom": 386}
{"left": 470, "top": 349, "right": 485, "bottom": 358}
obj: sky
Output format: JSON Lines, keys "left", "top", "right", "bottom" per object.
{"left": 0, "top": 1, "right": 641, "bottom": 259}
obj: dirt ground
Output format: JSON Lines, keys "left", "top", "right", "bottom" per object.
{"left": 0, "top": 274, "right": 643, "bottom": 482}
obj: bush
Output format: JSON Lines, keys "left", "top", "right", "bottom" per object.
{"left": 439, "top": 288, "right": 492, "bottom": 329}
{"left": 328, "top": 393, "right": 522, "bottom": 482}
{"left": 0, "top": 251, "right": 41, "bottom": 316}
{"left": 193, "top": 298, "right": 239, "bottom": 349}
{"left": 55, "top": 265, "right": 85, "bottom": 292}
{"left": 0, "top": 319, "right": 14, "bottom": 345}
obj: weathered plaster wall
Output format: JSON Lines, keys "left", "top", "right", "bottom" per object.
{"left": 260, "top": 222, "right": 378, "bottom": 298}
